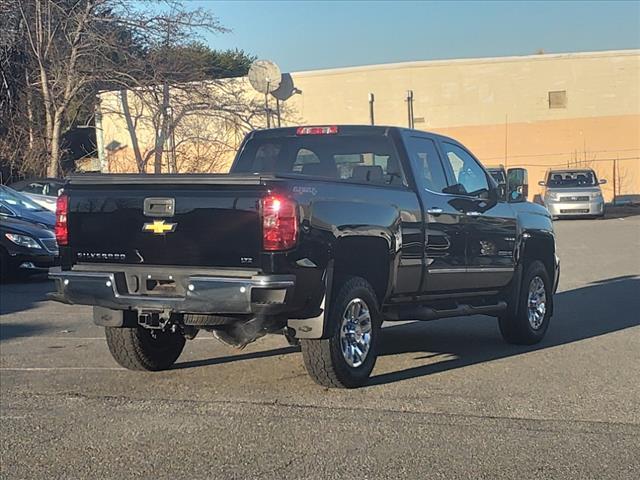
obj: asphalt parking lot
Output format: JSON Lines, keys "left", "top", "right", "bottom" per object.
{"left": 1, "top": 213, "right": 639, "bottom": 479}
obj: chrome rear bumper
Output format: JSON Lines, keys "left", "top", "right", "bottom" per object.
{"left": 49, "top": 268, "right": 295, "bottom": 314}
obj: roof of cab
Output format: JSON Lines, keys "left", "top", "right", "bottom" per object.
{"left": 248, "top": 125, "right": 457, "bottom": 142}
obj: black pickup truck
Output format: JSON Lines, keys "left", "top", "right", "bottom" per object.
{"left": 50, "top": 125, "right": 559, "bottom": 388}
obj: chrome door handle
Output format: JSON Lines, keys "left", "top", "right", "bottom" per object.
{"left": 427, "top": 207, "right": 443, "bottom": 215}
{"left": 466, "top": 211, "right": 482, "bottom": 216}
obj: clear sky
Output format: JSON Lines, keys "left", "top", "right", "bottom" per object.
{"left": 193, "top": 0, "right": 640, "bottom": 72}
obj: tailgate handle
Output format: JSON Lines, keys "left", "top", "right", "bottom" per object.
{"left": 143, "top": 197, "right": 175, "bottom": 217}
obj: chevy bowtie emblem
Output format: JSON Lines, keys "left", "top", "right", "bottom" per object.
{"left": 142, "top": 220, "right": 177, "bottom": 234}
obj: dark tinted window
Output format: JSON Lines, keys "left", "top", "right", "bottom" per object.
{"left": 234, "top": 135, "right": 405, "bottom": 186}
{"left": 441, "top": 143, "right": 489, "bottom": 196}
{"left": 404, "top": 136, "right": 448, "bottom": 192}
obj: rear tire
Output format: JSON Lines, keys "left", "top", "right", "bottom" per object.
{"left": 499, "top": 260, "right": 552, "bottom": 345}
{"left": 105, "top": 326, "right": 186, "bottom": 371}
{"left": 301, "top": 276, "right": 381, "bottom": 388}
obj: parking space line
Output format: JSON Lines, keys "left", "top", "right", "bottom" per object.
{"left": 0, "top": 367, "right": 125, "bottom": 371}
{"left": 2, "top": 336, "right": 220, "bottom": 341}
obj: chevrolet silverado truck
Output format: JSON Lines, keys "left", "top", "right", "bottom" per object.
{"left": 50, "top": 125, "right": 559, "bottom": 388}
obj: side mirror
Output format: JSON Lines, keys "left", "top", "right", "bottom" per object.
{"left": 599, "top": 179, "right": 607, "bottom": 185}
{"left": 538, "top": 180, "right": 546, "bottom": 187}
{"left": 507, "top": 168, "right": 528, "bottom": 203}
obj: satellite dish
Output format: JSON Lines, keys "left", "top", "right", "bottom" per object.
{"left": 248, "top": 60, "right": 282, "bottom": 94}
{"left": 271, "top": 73, "right": 296, "bottom": 101}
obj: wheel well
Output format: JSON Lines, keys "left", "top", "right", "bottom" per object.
{"left": 522, "top": 234, "right": 555, "bottom": 280}
{"left": 333, "top": 236, "right": 390, "bottom": 303}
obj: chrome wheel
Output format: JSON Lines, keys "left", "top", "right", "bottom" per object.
{"left": 527, "top": 276, "right": 547, "bottom": 330}
{"left": 339, "top": 298, "right": 372, "bottom": 368}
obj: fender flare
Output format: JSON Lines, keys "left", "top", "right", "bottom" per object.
{"left": 508, "top": 232, "right": 556, "bottom": 318}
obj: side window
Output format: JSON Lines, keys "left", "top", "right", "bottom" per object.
{"left": 405, "top": 136, "right": 449, "bottom": 193}
{"left": 441, "top": 143, "right": 489, "bottom": 196}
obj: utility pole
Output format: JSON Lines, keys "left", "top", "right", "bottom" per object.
{"left": 504, "top": 114, "right": 508, "bottom": 168}
{"left": 276, "top": 98, "right": 281, "bottom": 128}
{"left": 613, "top": 156, "right": 618, "bottom": 205}
{"left": 264, "top": 79, "right": 271, "bottom": 129}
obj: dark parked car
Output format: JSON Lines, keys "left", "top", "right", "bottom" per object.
{"left": 50, "top": 125, "right": 559, "bottom": 388}
{"left": 0, "top": 215, "right": 59, "bottom": 279}
{"left": 0, "top": 185, "right": 56, "bottom": 229}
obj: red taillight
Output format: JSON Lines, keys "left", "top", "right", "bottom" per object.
{"left": 55, "top": 194, "right": 69, "bottom": 246}
{"left": 261, "top": 195, "right": 298, "bottom": 251}
{"left": 296, "top": 126, "right": 338, "bottom": 135}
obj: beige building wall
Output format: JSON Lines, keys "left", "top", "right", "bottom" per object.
{"left": 286, "top": 50, "right": 640, "bottom": 201}
{"left": 99, "top": 49, "right": 640, "bottom": 201}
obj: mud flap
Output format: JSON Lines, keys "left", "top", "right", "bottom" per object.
{"left": 93, "top": 306, "right": 137, "bottom": 327}
{"left": 287, "top": 261, "right": 334, "bottom": 339}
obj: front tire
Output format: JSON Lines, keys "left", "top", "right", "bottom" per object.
{"left": 301, "top": 276, "right": 381, "bottom": 388}
{"left": 105, "top": 326, "right": 186, "bottom": 371}
{"left": 499, "top": 260, "right": 552, "bottom": 345}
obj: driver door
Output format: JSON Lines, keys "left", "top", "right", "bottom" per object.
{"left": 438, "top": 141, "right": 517, "bottom": 290}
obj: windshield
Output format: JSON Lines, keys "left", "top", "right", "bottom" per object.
{"left": 546, "top": 170, "right": 597, "bottom": 188}
{"left": 0, "top": 186, "right": 46, "bottom": 211}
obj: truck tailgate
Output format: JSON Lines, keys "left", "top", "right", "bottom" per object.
{"left": 66, "top": 175, "right": 271, "bottom": 269}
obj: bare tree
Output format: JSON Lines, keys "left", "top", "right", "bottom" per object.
{"left": 13, "top": 0, "right": 223, "bottom": 177}
{"left": 101, "top": 77, "right": 277, "bottom": 173}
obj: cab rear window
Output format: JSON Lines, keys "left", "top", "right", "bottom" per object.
{"left": 233, "top": 136, "right": 406, "bottom": 186}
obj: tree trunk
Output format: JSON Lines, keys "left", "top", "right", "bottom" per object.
{"left": 120, "top": 89, "right": 145, "bottom": 172}
{"left": 25, "top": 70, "right": 34, "bottom": 150}
{"left": 154, "top": 83, "right": 171, "bottom": 174}
{"left": 47, "top": 114, "right": 62, "bottom": 177}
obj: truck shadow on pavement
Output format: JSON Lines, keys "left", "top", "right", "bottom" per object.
{"left": 0, "top": 322, "right": 47, "bottom": 342}
{"left": 369, "top": 275, "right": 639, "bottom": 386}
{"left": 0, "top": 276, "right": 53, "bottom": 317}
{"left": 170, "top": 276, "right": 639, "bottom": 383}
{"left": 172, "top": 346, "right": 300, "bottom": 369}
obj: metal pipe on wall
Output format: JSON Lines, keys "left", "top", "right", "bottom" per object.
{"left": 369, "top": 93, "right": 375, "bottom": 125}
{"left": 406, "top": 90, "right": 414, "bottom": 128}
